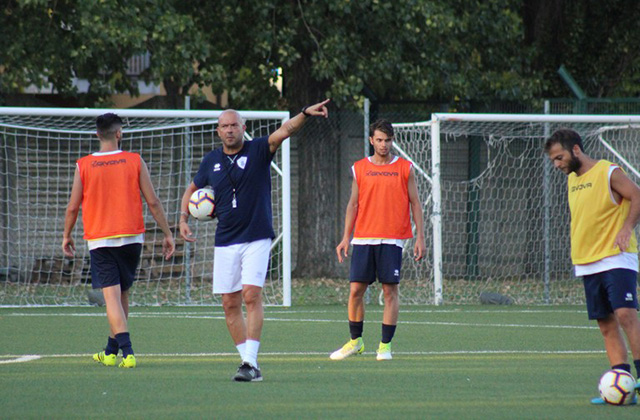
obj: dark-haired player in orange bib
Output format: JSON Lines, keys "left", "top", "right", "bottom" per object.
{"left": 62, "top": 113, "right": 175, "bottom": 369}
{"left": 332, "top": 119, "right": 426, "bottom": 361}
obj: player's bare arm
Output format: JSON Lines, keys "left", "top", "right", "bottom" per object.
{"left": 336, "top": 178, "right": 359, "bottom": 263}
{"left": 407, "top": 168, "right": 426, "bottom": 261}
{"left": 179, "top": 182, "right": 199, "bottom": 242}
{"left": 268, "top": 99, "right": 330, "bottom": 154}
{"left": 62, "top": 167, "right": 83, "bottom": 257}
{"left": 610, "top": 167, "right": 640, "bottom": 251}
{"left": 139, "top": 159, "right": 175, "bottom": 259}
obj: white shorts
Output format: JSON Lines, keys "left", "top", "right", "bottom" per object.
{"left": 212, "top": 238, "right": 271, "bottom": 294}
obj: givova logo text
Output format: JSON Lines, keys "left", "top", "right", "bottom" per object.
{"left": 571, "top": 183, "right": 592, "bottom": 192}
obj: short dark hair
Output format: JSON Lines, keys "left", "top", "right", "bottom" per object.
{"left": 96, "top": 113, "right": 123, "bottom": 139}
{"left": 544, "top": 128, "right": 584, "bottom": 153}
{"left": 369, "top": 119, "right": 394, "bottom": 138}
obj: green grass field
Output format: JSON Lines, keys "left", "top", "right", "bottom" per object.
{"left": 1, "top": 305, "right": 639, "bottom": 419}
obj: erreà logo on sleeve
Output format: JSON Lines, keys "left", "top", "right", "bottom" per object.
{"left": 570, "top": 183, "right": 592, "bottom": 193}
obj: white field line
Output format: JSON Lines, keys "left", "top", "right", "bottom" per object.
{"left": 0, "top": 355, "right": 42, "bottom": 364}
{"left": 0, "top": 308, "right": 588, "bottom": 314}
{"left": 3, "top": 312, "right": 597, "bottom": 330}
{"left": 0, "top": 349, "right": 606, "bottom": 361}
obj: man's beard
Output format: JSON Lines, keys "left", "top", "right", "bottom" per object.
{"left": 568, "top": 151, "right": 581, "bottom": 173}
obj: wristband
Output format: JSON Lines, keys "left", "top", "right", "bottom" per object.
{"left": 301, "top": 106, "right": 311, "bottom": 117}
{"left": 180, "top": 211, "right": 189, "bottom": 217}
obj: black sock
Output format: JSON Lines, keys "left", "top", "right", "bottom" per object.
{"left": 105, "top": 336, "right": 119, "bottom": 356}
{"left": 115, "top": 332, "right": 134, "bottom": 357}
{"left": 381, "top": 324, "right": 397, "bottom": 344}
{"left": 349, "top": 321, "right": 363, "bottom": 339}
{"left": 634, "top": 360, "right": 640, "bottom": 378}
{"left": 611, "top": 363, "right": 631, "bottom": 373}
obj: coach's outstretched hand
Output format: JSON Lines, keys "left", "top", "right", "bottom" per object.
{"left": 303, "top": 99, "right": 330, "bottom": 118}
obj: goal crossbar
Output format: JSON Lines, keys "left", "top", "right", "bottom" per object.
{"left": 0, "top": 107, "right": 287, "bottom": 120}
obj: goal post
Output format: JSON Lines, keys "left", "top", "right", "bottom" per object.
{"left": 393, "top": 114, "right": 640, "bottom": 305}
{"left": 0, "top": 107, "right": 291, "bottom": 306}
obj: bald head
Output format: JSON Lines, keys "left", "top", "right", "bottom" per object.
{"left": 217, "top": 109, "right": 246, "bottom": 153}
{"left": 219, "top": 109, "right": 244, "bottom": 125}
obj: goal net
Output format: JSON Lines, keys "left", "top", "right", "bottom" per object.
{"left": 0, "top": 108, "right": 291, "bottom": 306}
{"left": 393, "top": 114, "right": 640, "bottom": 305}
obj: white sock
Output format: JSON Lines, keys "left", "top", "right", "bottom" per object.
{"left": 243, "top": 339, "right": 260, "bottom": 368}
{"left": 236, "top": 342, "right": 246, "bottom": 361}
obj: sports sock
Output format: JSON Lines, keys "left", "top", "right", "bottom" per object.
{"left": 612, "top": 363, "right": 631, "bottom": 373}
{"left": 349, "top": 321, "right": 363, "bottom": 340}
{"left": 236, "top": 342, "right": 247, "bottom": 361}
{"left": 115, "top": 332, "right": 134, "bottom": 357}
{"left": 381, "top": 324, "right": 396, "bottom": 344}
{"left": 243, "top": 339, "right": 260, "bottom": 368}
{"left": 104, "top": 336, "right": 119, "bottom": 356}
{"left": 634, "top": 360, "right": 640, "bottom": 378}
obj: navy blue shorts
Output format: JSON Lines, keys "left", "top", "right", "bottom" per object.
{"left": 582, "top": 268, "right": 639, "bottom": 320}
{"left": 90, "top": 243, "right": 142, "bottom": 291}
{"left": 350, "top": 244, "right": 403, "bottom": 284}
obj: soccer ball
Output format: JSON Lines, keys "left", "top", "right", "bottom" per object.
{"left": 188, "top": 187, "right": 216, "bottom": 221}
{"left": 598, "top": 369, "right": 637, "bottom": 405}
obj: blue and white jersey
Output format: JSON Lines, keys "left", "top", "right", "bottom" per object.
{"left": 193, "top": 136, "right": 275, "bottom": 246}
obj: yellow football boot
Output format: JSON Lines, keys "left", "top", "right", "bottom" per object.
{"left": 118, "top": 354, "right": 137, "bottom": 368}
{"left": 93, "top": 351, "right": 116, "bottom": 367}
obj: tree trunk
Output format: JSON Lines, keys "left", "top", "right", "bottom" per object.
{"left": 286, "top": 58, "right": 342, "bottom": 278}
{"left": 154, "top": 79, "right": 185, "bottom": 109}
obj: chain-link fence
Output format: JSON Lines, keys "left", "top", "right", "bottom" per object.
{"left": 546, "top": 98, "right": 640, "bottom": 115}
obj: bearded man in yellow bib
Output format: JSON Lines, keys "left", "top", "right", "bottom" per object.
{"left": 545, "top": 128, "right": 640, "bottom": 404}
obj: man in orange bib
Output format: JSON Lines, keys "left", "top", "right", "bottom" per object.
{"left": 331, "top": 119, "right": 426, "bottom": 361}
{"left": 546, "top": 128, "right": 640, "bottom": 403}
{"left": 62, "top": 113, "right": 175, "bottom": 368}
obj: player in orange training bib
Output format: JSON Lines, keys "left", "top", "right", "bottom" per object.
{"left": 62, "top": 113, "right": 175, "bottom": 369}
{"left": 331, "top": 119, "right": 426, "bottom": 361}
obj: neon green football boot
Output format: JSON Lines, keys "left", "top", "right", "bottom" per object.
{"left": 376, "top": 342, "right": 392, "bottom": 361}
{"left": 93, "top": 351, "right": 116, "bottom": 367}
{"left": 118, "top": 354, "right": 137, "bottom": 368}
{"left": 329, "top": 338, "right": 364, "bottom": 360}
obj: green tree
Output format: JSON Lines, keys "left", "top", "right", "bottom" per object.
{"left": 523, "top": 0, "right": 640, "bottom": 98}
{"left": 199, "top": 0, "right": 541, "bottom": 109}
{"left": 0, "top": 0, "right": 222, "bottom": 107}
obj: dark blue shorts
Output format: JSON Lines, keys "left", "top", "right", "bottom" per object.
{"left": 90, "top": 243, "right": 142, "bottom": 292}
{"left": 350, "top": 244, "right": 403, "bottom": 284}
{"left": 582, "top": 268, "right": 639, "bottom": 320}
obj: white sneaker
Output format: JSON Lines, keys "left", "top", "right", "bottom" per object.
{"left": 376, "top": 342, "right": 392, "bottom": 361}
{"left": 329, "top": 338, "right": 364, "bottom": 360}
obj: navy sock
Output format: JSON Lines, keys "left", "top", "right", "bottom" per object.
{"left": 611, "top": 363, "right": 631, "bottom": 373}
{"left": 349, "top": 321, "right": 363, "bottom": 339}
{"left": 381, "top": 324, "right": 396, "bottom": 344}
{"left": 104, "top": 336, "right": 119, "bottom": 356}
{"left": 115, "top": 332, "right": 134, "bottom": 357}
{"left": 634, "top": 360, "right": 640, "bottom": 378}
